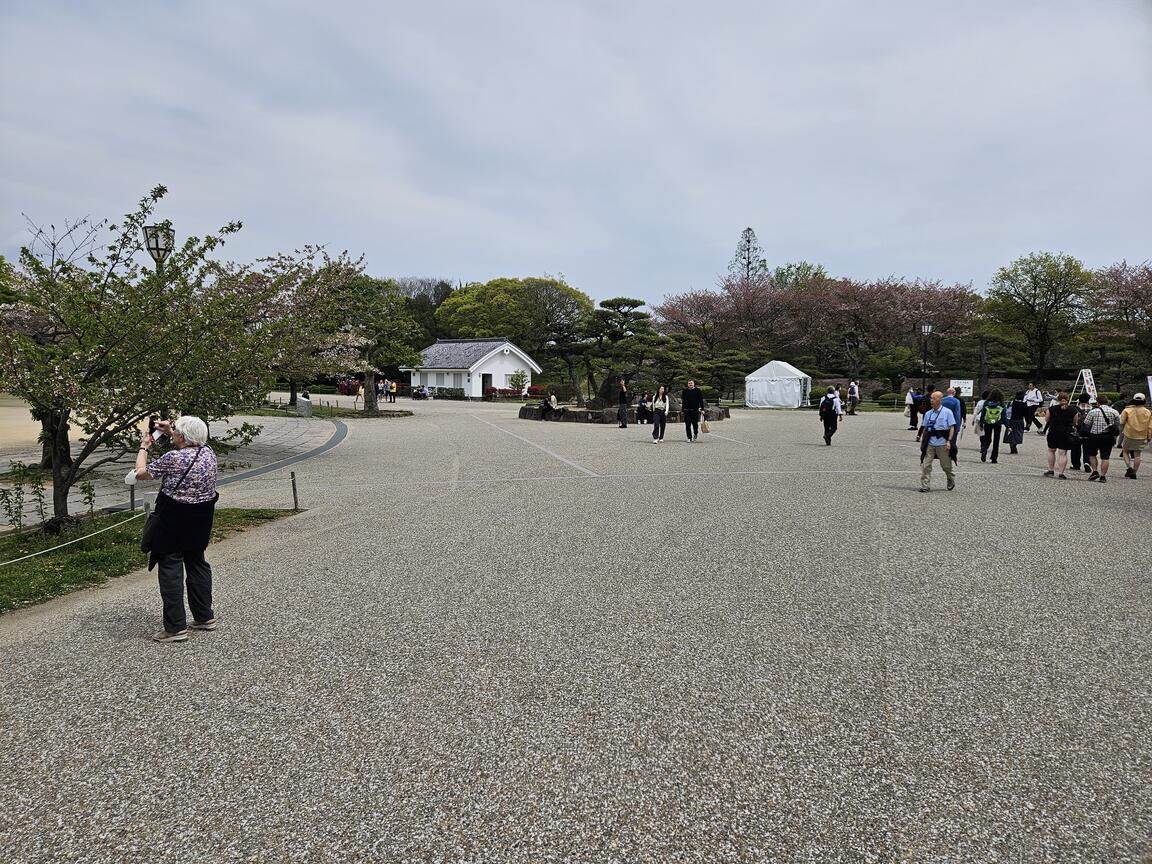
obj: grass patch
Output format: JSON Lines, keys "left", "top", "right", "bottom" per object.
{"left": 0, "top": 508, "right": 293, "bottom": 612}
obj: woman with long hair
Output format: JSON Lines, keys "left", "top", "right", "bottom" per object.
{"left": 650, "top": 385, "right": 669, "bottom": 442}
{"left": 1005, "top": 391, "right": 1028, "bottom": 455}
{"left": 1042, "top": 391, "right": 1076, "bottom": 479}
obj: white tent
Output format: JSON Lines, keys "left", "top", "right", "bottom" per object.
{"left": 744, "top": 360, "right": 811, "bottom": 408}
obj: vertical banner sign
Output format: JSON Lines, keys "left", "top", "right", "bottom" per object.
{"left": 1082, "top": 368, "right": 1097, "bottom": 397}
{"left": 1147, "top": 374, "right": 1152, "bottom": 400}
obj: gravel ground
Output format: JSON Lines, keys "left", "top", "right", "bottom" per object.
{"left": 1, "top": 405, "right": 1149, "bottom": 863}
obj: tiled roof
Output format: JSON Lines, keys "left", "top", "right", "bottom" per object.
{"left": 416, "top": 339, "right": 510, "bottom": 370}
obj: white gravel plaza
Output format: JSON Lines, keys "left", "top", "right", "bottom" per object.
{"left": 1, "top": 401, "right": 1148, "bottom": 863}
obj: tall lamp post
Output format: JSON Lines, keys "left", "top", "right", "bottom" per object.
{"left": 143, "top": 224, "right": 175, "bottom": 423}
{"left": 920, "top": 322, "right": 933, "bottom": 392}
{"left": 142, "top": 224, "right": 174, "bottom": 274}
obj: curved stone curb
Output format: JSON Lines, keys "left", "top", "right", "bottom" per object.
{"left": 218, "top": 419, "right": 348, "bottom": 486}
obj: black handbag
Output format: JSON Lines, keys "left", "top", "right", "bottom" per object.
{"left": 141, "top": 447, "right": 203, "bottom": 553}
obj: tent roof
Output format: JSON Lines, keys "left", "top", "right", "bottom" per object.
{"left": 745, "top": 360, "right": 810, "bottom": 381}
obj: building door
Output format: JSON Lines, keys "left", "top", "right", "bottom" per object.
{"left": 482, "top": 373, "right": 493, "bottom": 394}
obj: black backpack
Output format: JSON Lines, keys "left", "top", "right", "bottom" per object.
{"left": 819, "top": 396, "right": 836, "bottom": 419}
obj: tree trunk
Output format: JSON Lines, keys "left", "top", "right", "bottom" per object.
{"left": 35, "top": 410, "right": 72, "bottom": 470}
{"left": 288, "top": 380, "right": 298, "bottom": 407}
{"left": 363, "top": 371, "right": 379, "bottom": 413}
{"left": 978, "top": 336, "right": 990, "bottom": 394}
{"left": 50, "top": 408, "right": 73, "bottom": 519}
{"left": 564, "top": 358, "right": 584, "bottom": 406}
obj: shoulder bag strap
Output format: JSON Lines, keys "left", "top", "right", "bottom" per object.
{"left": 161, "top": 446, "right": 203, "bottom": 497}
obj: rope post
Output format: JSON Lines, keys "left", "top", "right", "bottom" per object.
{"left": 130, "top": 486, "right": 136, "bottom": 512}
{"left": 291, "top": 472, "right": 299, "bottom": 512}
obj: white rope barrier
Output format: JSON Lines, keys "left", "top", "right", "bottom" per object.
{"left": 0, "top": 511, "right": 145, "bottom": 568}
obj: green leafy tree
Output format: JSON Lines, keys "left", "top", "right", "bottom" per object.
{"left": 0, "top": 255, "right": 19, "bottom": 304}
{"left": 394, "top": 277, "right": 455, "bottom": 349}
{"left": 0, "top": 186, "right": 301, "bottom": 523}
{"left": 986, "top": 252, "right": 1093, "bottom": 377}
{"left": 435, "top": 275, "right": 592, "bottom": 357}
{"left": 329, "top": 276, "right": 423, "bottom": 413}
{"left": 267, "top": 252, "right": 366, "bottom": 404}
{"left": 583, "top": 297, "right": 662, "bottom": 402}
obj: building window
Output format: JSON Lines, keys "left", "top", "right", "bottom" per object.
{"left": 453, "top": 373, "right": 463, "bottom": 388}
{"left": 436, "top": 372, "right": 446, "bottom": 386}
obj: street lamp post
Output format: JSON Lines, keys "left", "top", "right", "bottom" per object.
{"left": 142, "top": 224, "right": 174, "bottom": 274}
{"left": 920, "top": 323, "right": 933, "bottom": 392}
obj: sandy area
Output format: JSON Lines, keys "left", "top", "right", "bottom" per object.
{"left": 0, "top": 394, "right": 41, "bottom": 451}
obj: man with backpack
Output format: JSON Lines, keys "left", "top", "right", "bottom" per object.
{"left": 919, "top": 390, "right": 957, "bottom": 492}
{"left": 943, "top": 387, "right": 965, "bottom": 463}
{"left": 846, "top": 380, "right": 859, "bottom": 415}
{"left": 1080, "top": 394, "right": 1122, "bottom": 483}
{"left": 977, "top": 389, "right": 1006, "bottom": 463}
{"left": 1023, "top": 382, "right": 1045, "bottom": 433}
{"left": 819, "top": 386, "right": 844, "bottom": 445}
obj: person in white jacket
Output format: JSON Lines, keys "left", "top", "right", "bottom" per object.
{"left": 650, "top": 385, "right": 669, "bottom": 442}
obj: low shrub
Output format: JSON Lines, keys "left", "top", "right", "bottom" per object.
{"left": 432, "top": 387, "right": 466, "bottom": 400}
{"left": 876, "top": 392, "right": 903, "bottom": 403}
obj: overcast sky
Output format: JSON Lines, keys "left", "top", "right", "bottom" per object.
{"left": 2, "top": 0, "right": 1150, "bottom": 305}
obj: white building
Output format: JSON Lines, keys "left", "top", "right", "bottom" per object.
{"left": 402, "top": 338, "right": 543, "bottom": 398}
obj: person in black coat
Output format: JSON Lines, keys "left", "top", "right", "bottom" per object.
{"left": 681, "top": 379, "right": 705, "bottom": 442}
{"left": 136, "top": 416, "right": 220, "bottom": 643}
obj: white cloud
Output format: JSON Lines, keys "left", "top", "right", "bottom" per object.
{"left": 2, "top": 0, "right": 1149, "bottom": 301}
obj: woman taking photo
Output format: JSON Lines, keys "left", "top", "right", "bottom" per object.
{"left": 136, "top": 416, "right": 220, "bottom": 643}
{"left": 650, "top": 385, "right": 669, "bottom": 443}
{"left": 1042, "top": 392, "right": 1076, "bottom": 479}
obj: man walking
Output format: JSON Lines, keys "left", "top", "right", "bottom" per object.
{"left": 818, "top": 386, "right": 843, "bottom": 445}
{"left": 1118, "top": 393, "right": 1150, "bottom": 479}
{"left": 919, "top": 390, "right": 957, "bottom": 493}
{"left": 1023, "top": 382, "right": 1045, "bottom": 433}
{"left": 617, "top": 377, "right": 629, "bottom": 429}
{"left": 1082, "top": 394, "right": 1121, "bottom": 483}
{"left": 846, "top": 380, "right": 859, "bottom": 415}
{"left": 681, "top": 379, "right": 705, "bottom": 442}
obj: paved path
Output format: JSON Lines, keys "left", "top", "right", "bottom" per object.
{"left": 0, "top": 415, "right": 336, "bottom": 525}
{"left": 1, "top": 405, "right": 1149, "bottom": 863}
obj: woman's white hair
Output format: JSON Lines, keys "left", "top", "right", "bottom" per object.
{"left": 174, "top": 415, "right": 209, "bottom": 446}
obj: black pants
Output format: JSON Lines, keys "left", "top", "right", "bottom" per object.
{"left": 1023, "top": 405, "right": 1042, "bottom": 431}
{"left": 617, "top": 405, "right": 628, "bottom": 428}
{"left": 158, "top": 550, "right": 214, "bottom": 632}
{"left": 822, "top": 415, "right": 838, "bottom": 443}
{"left": 1070, "top": 438, "right": 1082, "bottom": 468}
{"left": 652, "top": 410, "right": 666, "bottom": 440}
{"left": 980, "top": 425, "right": 1001, "bottom": 462}
{"left": 684, "top": 409, "right": 700, "bottom": 439}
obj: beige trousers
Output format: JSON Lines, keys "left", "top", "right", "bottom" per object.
{"left": 920, "top": 444, "right": 955, "bottom": 489}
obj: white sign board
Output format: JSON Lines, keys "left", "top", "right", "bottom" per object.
{"left": 1082, "top": 368, "right": 1097, "bottom": 397}
{"left": 950, "top": 379, "right": 974, "bottom": 397}
{"left": 1147, "top": 374, "right": 1152, "bottom": 401}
